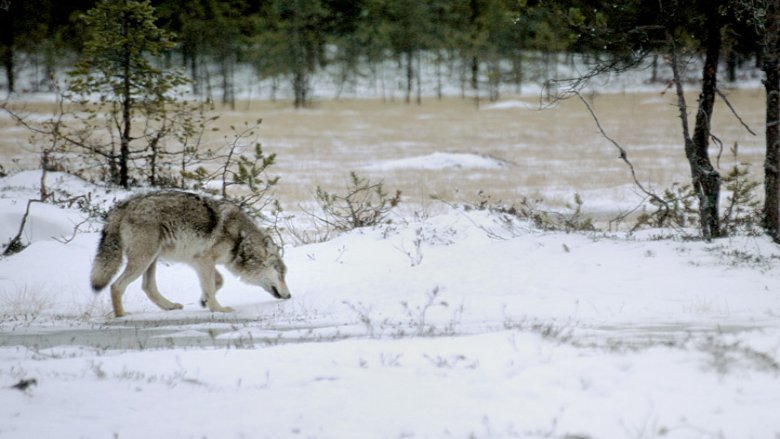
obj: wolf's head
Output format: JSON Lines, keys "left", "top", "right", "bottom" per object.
{"left": 231, "top": 231, "right": 291, "bottom": 300}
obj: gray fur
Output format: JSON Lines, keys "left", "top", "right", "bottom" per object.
{"left": 90, "top": 191, "right": 290, "bottom": 317}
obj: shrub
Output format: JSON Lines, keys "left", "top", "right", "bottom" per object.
{"left": 182, "top": 119, "right": 281, "bottom": 223}
{"left": 633, "top": 183, "right": 698, "bottom": 231}
{"left": 311, "top": 172, "right": 401, "bottom": 232}
{"left": 720, "top": 165, "right": 761, "bottom": 236}
{"left": 633, "top": 164, "right": 761, "bottom": 236}
{"left": 465, "top": 191, "right": 596, "bottom": 233}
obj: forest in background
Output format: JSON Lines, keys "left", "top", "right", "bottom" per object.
{"left": 0, "top": 0, "right": 769, "bottom": 107}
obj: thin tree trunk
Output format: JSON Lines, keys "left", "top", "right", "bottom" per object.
{"left": 405, "top": 49, "right": 413, "bottom": 104}
{"left": 221, "top": 54, "right": 235, "bottom": 110}
{"left": 416, "top": 50, "right": 422, "bottom": 105}
{"left": 469, "top": 0, "right": 480, "bottom": 105}
{"left": 120, "top": 9, "right": 132, "bottom": 189}
{"left": 727, "top": 50, "right": 738, "bottom": 82}
{"left": 293, "top": 68, "right": 307, "bottom": 108}
{"left": 3, "top": 45, "right": 14, "bottom": 93}
{"left": 763, "top": 0, "right": 780, "bottom": 239}
{"left": 188, "top": 51, "right": 200, "bottom": 95}
{"left": 688, "top": 4, "right": 723, "bottom": 240}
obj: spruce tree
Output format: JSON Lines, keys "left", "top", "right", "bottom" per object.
{"left": 68, "top": 0, "right": 189, "bottom": 188}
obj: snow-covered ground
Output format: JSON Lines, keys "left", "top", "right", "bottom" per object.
{"left": 363, "top": 152, "right": 511, "bottom": 171}
{"left": 1, "top": 171, "right": 780, "bottom": 438}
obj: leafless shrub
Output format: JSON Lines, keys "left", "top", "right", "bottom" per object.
{"left": 308, "top": 172, "right": 401, "bottom": 232}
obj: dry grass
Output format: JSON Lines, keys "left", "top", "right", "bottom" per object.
{"left": 1, "top": 88, "right": 766, "bottom": 219}
{"left": 0, "top": 285, "right": 53, "bottom": 320}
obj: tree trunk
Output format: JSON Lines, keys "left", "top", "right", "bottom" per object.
{"left": 120, "top": 9, "right": 132, "bottom": 189}
{"left": 471, "top": 55, "right": 479, "bottom": 91}
{"left": 405, "top": 49, "right": 413, "bottom": 104}
{"left": 469, "top": 0, "right": 480, "bottom": 103}
{"left": 763, "top": 0, "right": 780, "bottom": 239}
{"left": 2, "top": 45, "right": 14, "bottom": 93}
{"left": 187, "top": 50, "right": 200, "bottom": 95}
{"left": 727, "top": 50, "right": 737, "bottom": 82}
{"left": 293, "top": 67, "right": 307, "bottom": 109}
{"left": 687, "top": 5, "right": 722, "bottom": 240}
{"left": 651, "top": 54, "right": 659, "bottom": 83}
{"left": 290, "top": 0, "right": 308, "bottom": 109}
{"left": 416, "top": 50, "right": 422, "bottom": 105}
{"left": 221, "top": 54, "right": 235, "bottom": 110}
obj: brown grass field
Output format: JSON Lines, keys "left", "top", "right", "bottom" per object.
{"left": 1, "top": 87, "right": 767, "bottom": 222}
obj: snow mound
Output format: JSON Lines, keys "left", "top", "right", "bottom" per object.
{"left": 365, "top": 152, "right": 510, "bottom": 171}
{"left": 483, "top": 100, "right": 539, "bottom": 110}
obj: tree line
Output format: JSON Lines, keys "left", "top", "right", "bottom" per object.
{"left": 0, "top": 1, "right": 767, "bottom": 105}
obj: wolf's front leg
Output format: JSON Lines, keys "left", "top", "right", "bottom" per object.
{"left": 195, "top": 261, "right": 234, "bottom": 313}
{"left": 142, "top": 259, "right": 184, "bottom": 311}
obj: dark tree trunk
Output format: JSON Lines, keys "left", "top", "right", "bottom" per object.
{"left": 221, "top": 54, "right": 235, "bottom": 110}
{"left": 2, "top": 45, "right": 13, "bottom": 93}
{"left": 687, "top": 5, "right": 722, "bottom": 240}
{"left": 293, "top": 68, "right": 308, "bottom": 109}
{"left": 651, "top": 53, "right": 659, "bottom": 83}
{"left": 469, "top": 0, "right": 480, "bottom": 105}
{"left": 290, "top": 0, "right": 309, "bottom": 109}
{"left": 727, "top": 50, "right": 738, "bottom": 82}
{"left": 186, "top": 50, "right": 200, "bottom": 95}
{"left": 763, "top": 0, "right": 780, "bottom": 239}
{"left": 471, "top": 55, "right": 479, "bottom": 91}
{"left": 120, "top": 10, "right": 132, "bottom": 189}
{"left": 0, "top": 1, "right": 12, "bottom": 94}
{"left": 405, "top": 49, "right": 413, "bottom": 104}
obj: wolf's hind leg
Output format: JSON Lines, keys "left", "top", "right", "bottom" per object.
{"left": 110, "top": 248, "right": 157, "bottom": 318}
{"left": 215, "top": 269, "right": 224, "bottom": 291}
{"left": 142, "top": 259, "right": 184, "bottom": 311}
{"left": 195, "top": 261, "right": 234, "bottom": 313}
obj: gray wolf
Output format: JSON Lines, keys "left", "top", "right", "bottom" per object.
{"left": 90, "top": 191, "right": 291, "bottom": 317}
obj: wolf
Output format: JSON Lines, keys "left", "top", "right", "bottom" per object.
{"left": 90, "top": 191, "right": 291, "bottom": 318}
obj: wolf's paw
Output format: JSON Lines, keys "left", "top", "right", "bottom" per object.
{"left": 158, "top": 302, "right": 183, "bottom": 311}
{"left": 209, "top": 305, "right": 234, "bottom": 313}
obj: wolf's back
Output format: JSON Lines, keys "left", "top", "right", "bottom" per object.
{"left": 90, "top": 208, "right": 125, "bottom": 292}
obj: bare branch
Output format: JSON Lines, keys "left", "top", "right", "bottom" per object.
{"left": 53, "top": 217, "right": 91, "bottom": 245}
{"left": 669, "top": 37, "right": 692, "bottom": 146}
{"left": 573, "top": 90, "right": 672, "bottom": 224}
{"left": 573, "top": 91, "right": 664, "bottom": 199}
{"left": 716, "top": 88, "right": 758, "bottom": 136}
{"left": 2, "top": 200, "right": 41, "bottom": 256}
{"left": 712, "top": 133, "right": 724, "bottom": 169}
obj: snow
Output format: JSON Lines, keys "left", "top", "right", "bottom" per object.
{"left": 364, "top": 151, "right": 511, "bottom": 171}
{"left": 483, "top": 100, "right": 541, "bottom": 110}
{"left": 1, "top": 171, "right": 780, "bottom": 438}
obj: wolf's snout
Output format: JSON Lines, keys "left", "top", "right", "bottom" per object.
{"left": 271, "top": 284, "right": 291, "bottom": 300}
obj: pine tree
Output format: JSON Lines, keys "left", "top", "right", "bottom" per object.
{"left": 68, "top": 0, "right": 189, "bottom": 188}
{"left": 254, "top": 0, "right": 329, "bottom": 108}
{"left": 763, "top": 0, "right": 780, "bottom": 239}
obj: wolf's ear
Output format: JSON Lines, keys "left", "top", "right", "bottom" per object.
{"left": 263, "top": 236, "right": 277, "bottom": 252}
{"left": 235, "top": 233, "right": 253, "bottom": 263}
{"left": 235, "top": 232, "right": 271, "bottom": 263}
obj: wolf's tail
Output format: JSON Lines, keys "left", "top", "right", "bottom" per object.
{"left": 90, "top": 217, "right": 123, "bottom": 292}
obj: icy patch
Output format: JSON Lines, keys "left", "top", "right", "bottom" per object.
{"left": 365, "top": 152, "right": 510, "bottom": 171}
